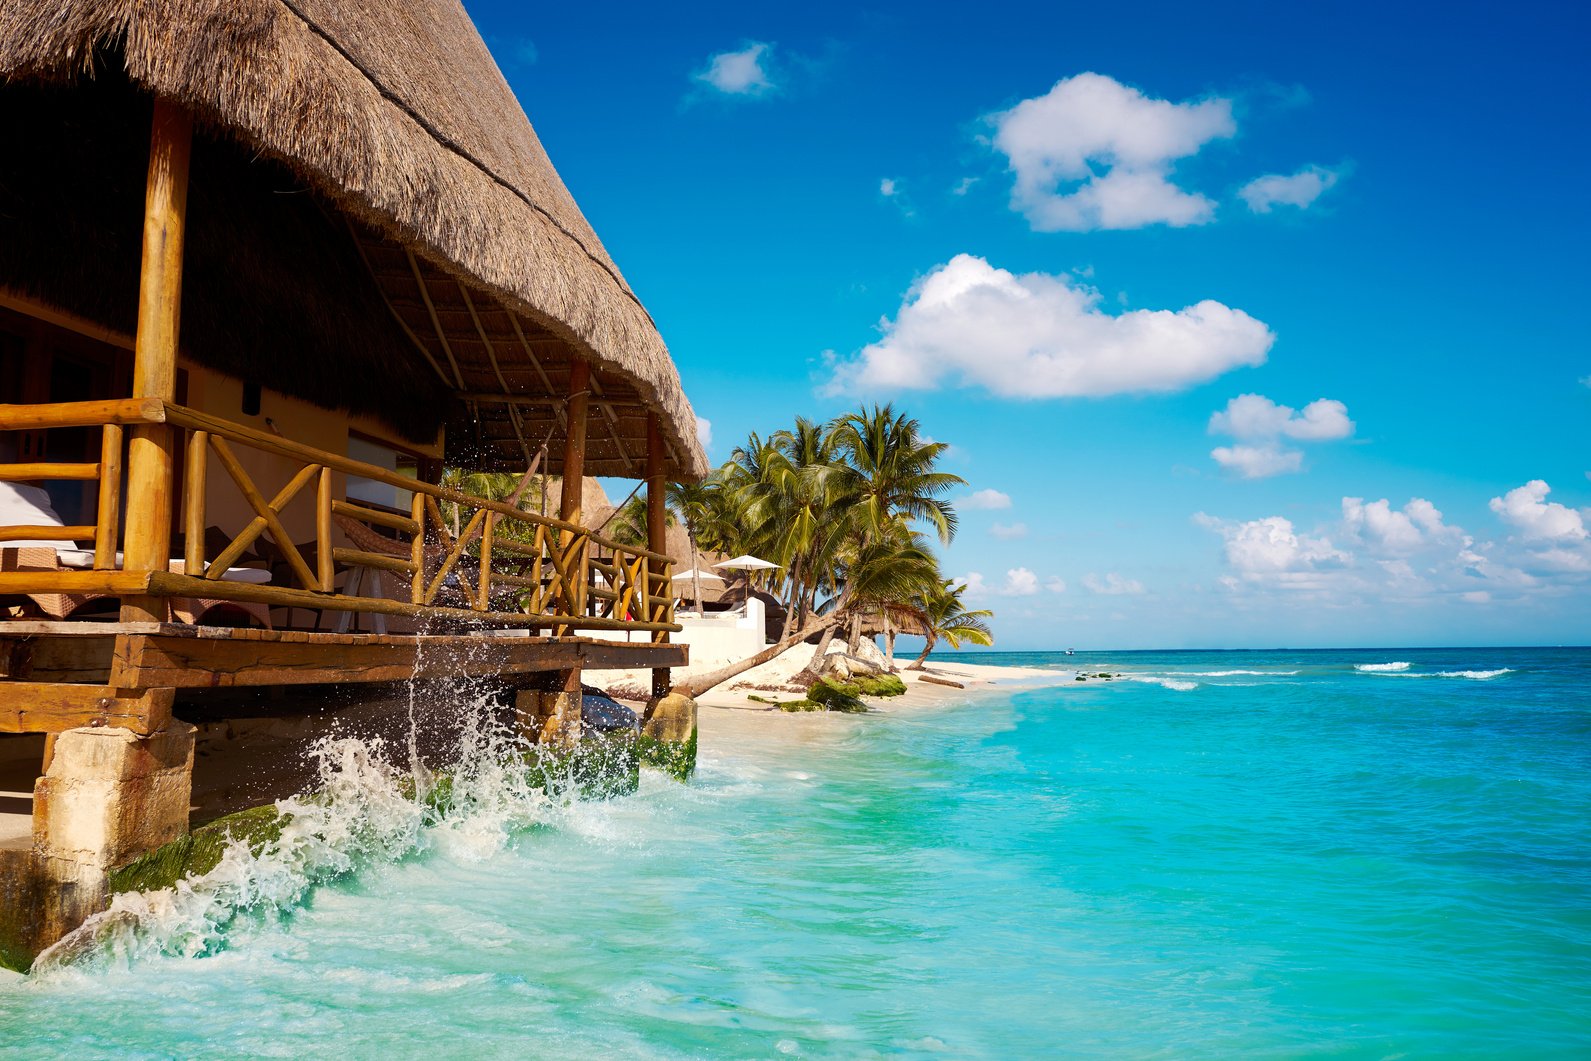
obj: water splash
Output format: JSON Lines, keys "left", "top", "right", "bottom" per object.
{"left": 33, "top": 681, "right": 569, "bottom": 974}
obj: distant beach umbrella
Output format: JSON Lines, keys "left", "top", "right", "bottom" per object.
{"left": 671, "top": 568, "right": 725, "bottom": 582}
{"left": 713, "top": 555, "right": 782, "bottom": 571}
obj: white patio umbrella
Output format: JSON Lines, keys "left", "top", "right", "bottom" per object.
{"left": 713, "top": 554, "right": 784, "bottom": 606}
{"left": 712, "top": 555, "right": 782, "bottom": 572}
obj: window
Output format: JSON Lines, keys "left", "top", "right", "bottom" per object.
{"left": 346, "top": 435, "right": 419, "bottom": 512}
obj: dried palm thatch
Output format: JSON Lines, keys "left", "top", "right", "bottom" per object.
{"left": 0, "top": 0, "right": 707, "bottom": 478}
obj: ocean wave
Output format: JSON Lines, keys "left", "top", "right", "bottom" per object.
{"left": 1406, "top": 668, "right": 1516, "bottom": 681}
{"left": 1180, "top": 670, "right": 1299, "bottom": 677}
{"left": 32, "top": 689, "right": 568, "bottom": 974}
{"left": 1122, "top": 675, "right": 1198, "bottom": 692}
{"left": 1355, "top": 662, "right": 1411, "bottom": 672}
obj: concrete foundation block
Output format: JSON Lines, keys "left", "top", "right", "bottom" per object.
{"left": 643, "top": 692, "right": 697, "bottom": 745}
{"left": 33, "top": 723, "right": 196, "bottom": 872}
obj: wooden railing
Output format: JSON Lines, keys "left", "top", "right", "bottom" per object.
{"left": 0, "top": 399, "right": 678, "bottom": 635}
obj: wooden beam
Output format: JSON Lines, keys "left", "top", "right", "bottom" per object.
{"left": 122, "top": 100, "right": 192, "bottom": 623}
{"left": 142, "top": 570, "right": 679, "bottom": 634}
{"left": 94, "top": 424, "right": 124, "bottom": 568}
{"left": 0, "top": 683, "right": 173, "bottom": 735}
{"left": 109, "top": 631, "right": 687, "bottom": 689}
{"left": 0, "top": 397, "right": 164, "bottom": 431}
{"left": 506, "top": 316, "right": 567, "bottom": 430}
{"left": 560, "top": 360, "right": 591, "bottom": 523}
{"left": 0, "top": 287, "right": 135, "bottom": 351}
{"left": 0, "top": 463, "right": 99, "bottom": 481}
{"left": 0, "top": 570, "right": 154, "bottom": 596}
{"left": 405, "top": 250, "right": 465, "bottom": 388}
{"left": 342, "top": 218, "right": 451, "bottom": 386}
{"left": 459, "top": 284, "right": 534, "bottom": 468}
{"left": 455, "top": 392, "right": 646, "bottom": 413}
{"left": 586, "top": 373, "right": 635, "bottom": 474}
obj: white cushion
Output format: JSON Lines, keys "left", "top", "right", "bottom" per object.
{"left": 0, "top": 482, "right": 70, "bottom": 548}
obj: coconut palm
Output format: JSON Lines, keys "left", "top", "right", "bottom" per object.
{"left": 798, "top": 520, "right": 940, "bottom": 682}
{"left": 902, "top": 579, "right": 995, "bottom": 670}
{"left": 828, "top": 404, "right": 964, "bottom": 546}
{"left": 666, "top": 476, "right": 734, "bottom": 613}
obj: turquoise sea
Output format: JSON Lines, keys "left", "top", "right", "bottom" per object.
{"left": 1, "top": 647, "right": 1588, "bottom": 1058}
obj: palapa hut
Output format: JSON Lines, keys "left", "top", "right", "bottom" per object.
{"left": 0, "top": 0, "right": 705, "bottom": 963}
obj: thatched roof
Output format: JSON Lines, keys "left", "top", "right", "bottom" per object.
{"left": 0, "top": 0, "right": 706, "bottom": 479}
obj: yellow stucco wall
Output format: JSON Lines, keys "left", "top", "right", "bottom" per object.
{"left": 180, "top": 361, "right": 441, "bottom": 547}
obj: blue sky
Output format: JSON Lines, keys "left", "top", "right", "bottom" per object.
{"left": 464, "top": 0, "right": 1590, "bottom": 649}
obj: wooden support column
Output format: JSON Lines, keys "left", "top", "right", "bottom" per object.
{"left": 120, "top": 100, "right": 192, "bottom": 624}
{"left": 647, "top": 415, "right": 671, "bottom": 698}
{"left": 554, "top": 360, "right": 590, "bottom": 640}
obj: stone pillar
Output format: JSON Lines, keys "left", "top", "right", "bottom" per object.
{"left": 513, "top": 669, "right": 582, "bottom": 746}
{"left": 640, "top": 691, "right": 698, "bottom": 782}
{"left": 30, "top": 723, "right": 196, "bottom": 945}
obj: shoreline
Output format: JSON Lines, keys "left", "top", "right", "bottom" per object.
{"left": 691, "top": 658, "right": 1065, "bottom": 716}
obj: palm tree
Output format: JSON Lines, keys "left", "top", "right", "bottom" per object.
{"left": 666, "top": 477, "right": 734, "bottom": 614}
{"left": 437, "top": 468, "right": 542, "bottom": 543}
{"left": 798, "top": 521, "right": 939, "bottom": 682}
{"left": 828, "top": 404, "right": 965, "bottom": 546}
{"left": 729, "top": 419, "right": 852, "bottom": 637}
{"left": 606, "top": 492, "right": 665, "bottom": 549}
{"left": 902, "top": 579, "right": 995, "bottom": 670}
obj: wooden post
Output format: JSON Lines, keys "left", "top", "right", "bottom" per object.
{"left": 120, "top": 100, "right": 192, "bottom": 623}
{"left": 555, "top": 360, "right": 590, "bottom": 639}
{"left": 647, "top": 414, "right": 671, "bottom": 698}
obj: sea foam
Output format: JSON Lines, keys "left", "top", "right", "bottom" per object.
{"left": 32, "top": 685, "right": 563, "bottom": 974}
{"left": 1124, "top": 675, "right": 1198, "bottom": 692}
{"left": 1355, "top": 662, "right": 1412, "bottom": 672}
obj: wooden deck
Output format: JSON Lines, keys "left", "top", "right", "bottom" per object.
{"left": 0, "top": 621, "right": 687, "bottom": 734}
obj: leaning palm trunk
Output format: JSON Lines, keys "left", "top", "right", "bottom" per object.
{"left": 677, "top": 615, "right": 840, "bottom": 699}
{"left": 906, "top": 632, "right": 938, "bottom": 671}
{"left": 884, "top": 611, "right": 895, "bottom": 670}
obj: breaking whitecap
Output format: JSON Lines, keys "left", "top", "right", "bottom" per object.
{"left": 30, "top": 684, "right": 585, "bottom": 974}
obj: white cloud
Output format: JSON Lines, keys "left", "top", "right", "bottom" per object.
{"left": 825, "top": 254, "right": 1272, "bottom": 398}
{"left": 1209, "top": 394, "right": 1353, "bottom": 441}
{"left": 990, "top": 521, "right": 1028, "bottom": 540}
{"left": 1343, "top": 497, "right": 1461, "bottom": 555}
{"left": 1083, "top": 572, "right": 1145, "bottom": 595}
{"left": 1489, "top": 480, "right": 1588, "bottom": 541}
{"left": 879, "top": 177, "right": 916, "bottom": 218}
{"left": 1207, "top": 395, "right": 1353, "bottom": 478}
{"left": 1239, "top": 165, "right": 1341, "bottom": 213}
{"left": 1002, "top": 568, "right": 1040, "bottom": 596}
{"left": 989, "top": 73, "right": 1235, "bottom": 232}
{"left": 1195, "top": 513, "right": 1348, "bottom": 581}
{"left": 1211, "top": 443, "right": 1303, "bottom": 479}
{"left": 958, "top": 567, "right": 1057, "bottom": 597}
{"left": 953, "top": 572, "right": 986, "bottom": 596}
{"left": 951, "top": 177, "right": 979, "bottom": 196}
{"left": 695, "top": 416, "right": 713, "bottom": 450}
{"left": 694, "top": 43, "right": 774, "bottom": 96}
{"left": 962, "top": 488, "right": 1012, "bottom": 510}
